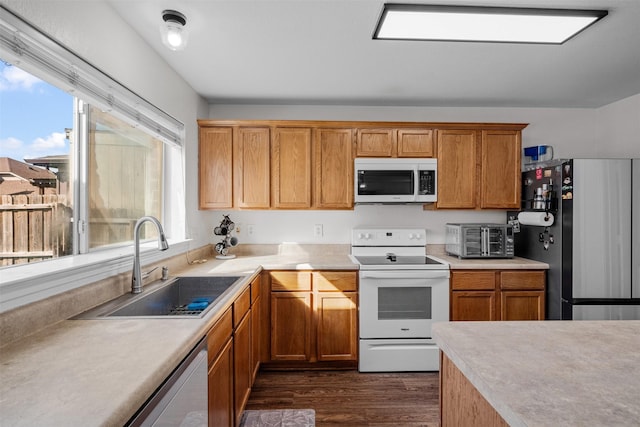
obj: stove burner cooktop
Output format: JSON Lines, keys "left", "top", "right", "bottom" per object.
{"left": 351, "top": 255, "right": 449, "bottom": 270}
{"left": 354, "top": 255, "right": 445, "bottom": 266}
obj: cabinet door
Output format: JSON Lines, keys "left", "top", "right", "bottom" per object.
{"left": 270, "top": 291, "right": 312, "bottom": 361}
{"left": 251, "top": 294, "right": 261, "bottom": 383}
{"left": 501, "top": 291, "right": 545, "bottom": 320}
{"left": 208, "top": 338, "right": 233, "bottom": 427}
{"left": 199, "top": 127, "right": 233, "bottom": 209}
{"left": 481, "top": 130, "right": 521, "bottom": 209}
{"left": 314, "top": 128, "right": 354, "bottom": 209}
{"left": 272, "top": 128, "right": 312, "bottom": 208}
{"left": 397, "top": 129, "right": 434, "bottom": 157}
{"left": 436, "top": 130, "right": 478, "bottom": 209}
{"left": 451, "top": 291, "right": 498, "bottom": 321}
{"left": 234, "top": 310, "right": 252, "bottom": 424}
{"left": 356, "top": 129, "right": 395, "bottom": 157}
{"left": 316, "top": 292, "right": 358, "bottom": 361}
{"left": 234, "top": 127, "right": 270, "bottom": 208}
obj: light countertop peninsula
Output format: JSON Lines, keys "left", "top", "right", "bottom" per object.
{"left": 433, "top": 320, "right": 640, "bottom": 426}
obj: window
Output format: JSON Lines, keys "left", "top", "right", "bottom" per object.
{"left": 86, "top": 105, "right": 164, "bottom": 250}
{"left": 0, "top": 62, "right": 171, "bottom": 264}
{"left": 0, "top": 7, "right": 186, "bottom": 312}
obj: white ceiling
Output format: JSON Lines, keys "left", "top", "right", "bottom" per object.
{"left": 108, "top": 0, "right": 640, "bottom": 108}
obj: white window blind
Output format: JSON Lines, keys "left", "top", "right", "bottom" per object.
{"left": 0, "top": 6, "right": 184, "bottom": 147}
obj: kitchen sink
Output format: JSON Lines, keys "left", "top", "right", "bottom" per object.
{"left": 74, "top": 275, "right": 245, "bottom": 319}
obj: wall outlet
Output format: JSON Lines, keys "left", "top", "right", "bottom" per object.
{"left": 314, "top": 224, "right": 323, "bottom": 238}
{"left": 247, "top": 224, "right": 255, "bottom": 236}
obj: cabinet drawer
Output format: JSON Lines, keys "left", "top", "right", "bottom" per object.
{"left": 233, "top": 285, "right": 251, "bottom": 328}
{"left": 270, "top": 271, "right": 312, "bottom": 291}
{"left": 313, "top": 271, "right": 357, "bottom": 291}
{"left": 500, "top": 271, "right": 545, "bottom": 290}
{"left": 451, "top": 271, "right": 496, "bottom": 290}
{"left": 207, "top": 308, "right": 233, "bottom": 365}
{"left": 250, "top": 275, "right": 261, "bottom": 304}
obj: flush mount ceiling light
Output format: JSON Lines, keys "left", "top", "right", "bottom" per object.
{"left": 161, "top": 9, "right": 188, "bottom": 51}
{"left": 373, "top": 4, "right": 608, "bottom": 44}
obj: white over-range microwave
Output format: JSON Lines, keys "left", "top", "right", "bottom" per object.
{"left": 354, "top": 158, "right": 437, "bottom": 204}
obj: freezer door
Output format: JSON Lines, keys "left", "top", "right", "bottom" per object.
{"left": 572, "top": 159, "right": 632, "bottom": 299}
{"left": 573, "top": 304, "right": 640, "bottom": 320}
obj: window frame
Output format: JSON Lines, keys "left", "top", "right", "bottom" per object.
{"left": 0, "top": 6, "right": 188, "bottom": 313}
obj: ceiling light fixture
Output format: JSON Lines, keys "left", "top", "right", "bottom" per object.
{"left": 373, "top": 4, "right": 608, "bottom": 44}
{"left": 161, "top": 9, "right": 188, "bottom": 51}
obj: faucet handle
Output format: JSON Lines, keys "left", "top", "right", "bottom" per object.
{"left": 142, "top": 266, "right": 159, "bottom": 280}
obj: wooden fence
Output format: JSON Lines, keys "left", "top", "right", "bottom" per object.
{"left": 0, "top": 194, "right": 72, "bottom": 266}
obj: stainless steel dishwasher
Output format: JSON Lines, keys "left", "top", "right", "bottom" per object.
{"left": 128, "top": 337, "right": 208, "bottom": 426}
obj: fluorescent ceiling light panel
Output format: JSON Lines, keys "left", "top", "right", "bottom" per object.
{"left": 374, "top": 4, "right": 608, "bottom": 44}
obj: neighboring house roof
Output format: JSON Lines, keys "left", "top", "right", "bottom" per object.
{"left": 0, "top": 157, "right": 57, "bottom": 181}
{"left": 24, "top": 155, "right": 69, "bottom": 169}
{"left": 0, "top": 157, "right": 58, "bottom": 196}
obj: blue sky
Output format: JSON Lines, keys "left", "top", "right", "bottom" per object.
{"left": 0, "top": 61, "right": 73, "bottom": 162}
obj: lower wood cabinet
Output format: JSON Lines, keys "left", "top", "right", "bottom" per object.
{"left": 451, "top": 270, "right": 545, "bottom": 321}
{"left": 267, "top": 270, "right": 358, "bottom": 368}
{"left": 207, "top": 275, "right": 263, "bottom": 427}
{"left": 207, "top": 308, "right": 234, "bottom": 427}
{"left": 440, "top": 352, "right": 509, "bottom": 426}
{"left": 232, "top": 284, "right": 252, "bottom": 425}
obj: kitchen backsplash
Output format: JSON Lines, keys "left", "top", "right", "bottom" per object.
{"left": 210, "top": 205, "right": 505, "bottom": 245}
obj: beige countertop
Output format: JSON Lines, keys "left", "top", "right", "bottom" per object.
{"left": 433, "top": 253, "right": 549, "bottom": 270}
{"left": 0, "top": 243, "right": 545, "bottom": 426}
{"left": 0, "top": 245, "right": 357, "bottom": 427}
{"left": 433, "top": 320, "right": 640, "bottom": 426}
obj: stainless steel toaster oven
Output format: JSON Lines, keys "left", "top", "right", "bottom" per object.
{"left": 445, "top": 223, "right": 514, "bottom": 259}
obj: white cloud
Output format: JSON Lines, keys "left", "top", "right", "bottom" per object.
{"left": 31, "top": 132, "right": 67, "bottom": 152}
{"left": 0, "top": 136, "right": 24, "bottom": 150}
{"left": 0, "top": 66, "right": 43, "bottom": 92}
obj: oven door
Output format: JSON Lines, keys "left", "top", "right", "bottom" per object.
{"left": 359, "top": 269, "right": 449, "bottom": 339}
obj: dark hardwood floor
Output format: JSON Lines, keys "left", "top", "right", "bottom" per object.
{"left": 244, "top": 370, "right": 441, "bottom": 426}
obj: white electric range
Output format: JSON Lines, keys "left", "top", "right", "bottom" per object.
{"left": 350, "top": 227, "right": 450, "bottom": 372}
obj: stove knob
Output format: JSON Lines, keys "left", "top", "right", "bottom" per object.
{"left": 357, "top": 233, "right": 364, "bottom": 239}
{"left": 415, "top": 233, "right": 422, "bottom": 239}
{"left": 408, "top": 233, "right": 415, "bottom": 239}
{"left": 364, "top": 233, "right": 372, "bottom": 239}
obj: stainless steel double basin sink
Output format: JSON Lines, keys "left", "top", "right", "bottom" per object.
{"left": 74, "top": 275, "right": 245, "bottom": 319}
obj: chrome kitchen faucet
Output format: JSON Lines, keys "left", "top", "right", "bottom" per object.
{"left": 131, "top": 216, "right": 169, "bottom": 294}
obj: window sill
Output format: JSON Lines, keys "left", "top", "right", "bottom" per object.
{"left": 0, "top": 239, "right": 192, "bottom": 313}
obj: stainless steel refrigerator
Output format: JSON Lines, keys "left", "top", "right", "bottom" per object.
{"left": 508, "top": 158, "right": 640, "bottom": 320}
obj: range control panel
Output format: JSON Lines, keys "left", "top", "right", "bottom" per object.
{"left": 351, "top": 228, "right": 427, "bottom": 247}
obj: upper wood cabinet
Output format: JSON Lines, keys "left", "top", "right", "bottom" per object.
{"left": 272, "top": 127, "right": 312, "bottom": 209}
{"left": 355, "top": 128, "right": 434, "bottom": 158}
{"left": 355, "top": 128, "right": 395, "bottom": 157}
{"left": 234, "top": 127, "right": 270, "bottom": 208}
{"left": 436, "top": 129, "right": 478, "bottom": 209}
{"left": 197, "top": 120, "right": 526, "bottom": 210}
{"left": 314, "top": 128, "right": 354, "bottom": 209}
{"left": 397, "top": 129, "right": 434, "bottom": 157}
{"left": 199, "top": 127, "right": 233, "bottom": 209}
{"left": 436, "top": 128, "right": 522, "bottom": 209}
{"left": 480, "top": 130, "right": 521, "bottom": 209}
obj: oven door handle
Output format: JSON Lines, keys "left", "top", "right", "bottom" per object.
{"left": 360, "top": 270, "right": 450, "bottom": 280}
